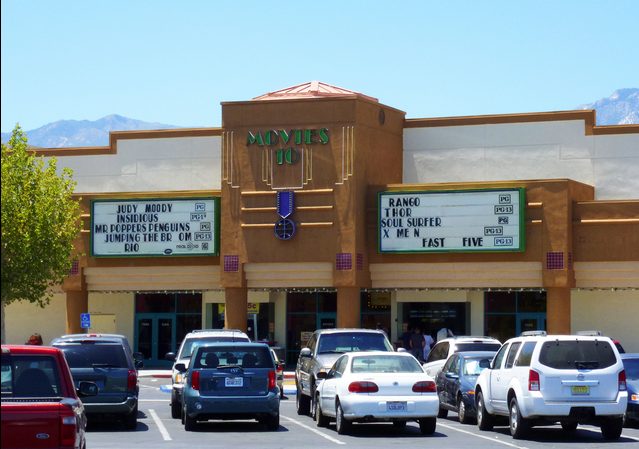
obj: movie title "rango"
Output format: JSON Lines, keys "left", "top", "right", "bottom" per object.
{"left": 247, "top": 128, "right": 329, "bottom": 165}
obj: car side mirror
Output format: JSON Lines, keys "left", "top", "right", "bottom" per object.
{"left": 165, "top": 352, "right": 176, "bottom": 362}
{"left": 135, "top": 360, "right": 144, "bottom": 369}
{"left": 299, "top": 348, "right": 312, "bottom": 358}
{"left": 77, "top": 381, "right": 99, "bottom": 397}
{"left": 316, "top": 371, "right": 328, "bottom": 380}
{"left": 175, "top": 363, "right": 187, "bottom": 373}
{"left": 445, "top": 372, "right": 459, "bottom": 380}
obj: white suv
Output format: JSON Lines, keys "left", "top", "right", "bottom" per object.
{"left": 165, "top": 329, "right": 250, "bottom": 418}
{"left": 422, "top": 336, "right": 502, "bottom": 378}
{"left": 474, "top": 331, "right": 628, "bottom": 440}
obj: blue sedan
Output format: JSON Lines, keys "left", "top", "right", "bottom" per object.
{"left": 621, "top": 353, "right": 639, "bottom": 425}
{"left": 435, "top": 351, "right": 496, "bottom": 424}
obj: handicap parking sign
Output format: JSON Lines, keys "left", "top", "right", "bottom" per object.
{"left": 80, "top": 313, "right": 91, "bottom": 329}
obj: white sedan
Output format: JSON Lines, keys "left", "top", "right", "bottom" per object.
{"left": 314, "top": 351, "right": 439, "bottom": 435}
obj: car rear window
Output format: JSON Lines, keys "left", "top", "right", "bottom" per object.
{"left": 179, "top": 336, "right": 250, "bottom": 359}
{"left": 192, "top": 346, "right": 273, "bottom": 369}
{"left": 1, "top": 355, "right": 62, "bottom": 397}
{"left": 623, "top": 358, "right": 639, "bottom": 379}
{"left": 55, "top": 343, "right": 129, "bottom": 368}
{"left": 455, "top": 342, "right": 502, "bottom": 353}
{"left": 351, "top": 355, "right": 423, "bottom": 373}
{"left": 317, "top": 333, "right": 392, "bottom": 354}
{"left": 538, "top": 340, "right": 617, "bottom": 370}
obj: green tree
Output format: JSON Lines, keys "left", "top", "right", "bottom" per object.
{"left": 1, "top": 125, "right": 82, "bottom": 343}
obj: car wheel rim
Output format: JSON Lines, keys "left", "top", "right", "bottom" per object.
{"left": 477, "top": 397, "right": 483, "bottom": 423}
{"left": 336, "top": 405, "right": 342, "bottom": 429}
{"left": 510, "top": 403, "right": 517, "bottom": 431}
{"left": 459, "top": 400, "right": 465, "bottom": 421}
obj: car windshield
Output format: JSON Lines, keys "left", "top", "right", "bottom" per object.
{"left": 623, "top": 358, "right": 639, "bottom": 379}
{"left": 318, "top": 333, "right": 392, "bottom": 354}
{"left": 462, "top": 357, "right": 493, "bottom": 376}
{"left": 55, "top": 343, "right": 128, "bottom": 368}
{"left": 538, "top": 340, "right": 617, "bottom": 370}
{"left": 351, "top": 355, "right": 423, "bottom": 373}
{"left": 456, "top": 343, "right": 501, "bottom": 353}
{"left": 179, "top": 336, "right": 249, "bottom": 359}
{"left": 191, "top": 346, "right": 272, "bottom": 369}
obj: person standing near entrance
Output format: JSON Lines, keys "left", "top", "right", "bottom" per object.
{"left": 409, "top": 327, "right": 425, "bottom": 361}
{"left": 423, "top": 331, "right": 435, "bottom": 361}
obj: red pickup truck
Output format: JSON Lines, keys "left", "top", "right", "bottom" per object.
{"left": 1, "top": 345, "right": 97, "bottom": 449}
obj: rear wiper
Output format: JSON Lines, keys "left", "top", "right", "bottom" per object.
{"left": 574, "top": 361, "right": 599, "bottom": 369}
{"left": 318, "top": 350, "right": 344, "bottom": 354}
{"left": 216, "top": 364, "right": 242, "bottom": 369}
{"left": 92, "top": 363, "right": 121, "bottom": 368}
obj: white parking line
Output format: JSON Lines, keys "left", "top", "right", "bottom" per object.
{"left": 148, "top": 408, "right": 172, "bottom": 441}
{"left": 281, "top": 415, "right": 346, "bottom": 445}
{"left": 437, "top": 422, "right": 529, "bottom": 449}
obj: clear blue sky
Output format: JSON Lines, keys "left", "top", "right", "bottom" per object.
{"left": 2, "top": 0, "right": 638, "bottom": 132}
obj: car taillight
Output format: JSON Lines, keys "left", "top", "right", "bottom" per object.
{"left": 348, "top": 381, "right": 378, "bottom": 393}
{"left": 619, "top": 370, "right": 627, "bottom": 391}
{"left": 60, "top": 410, "right": 77, "bottom": 448}
{"left": 528, "top": 369, "right": 540, "bottom": 391}
{"left": 127, "top": 369, "right": 137, "bottom": 391}
{"left": 412, "top": 380, "right": 437, "bottom": 393}
{"left": 268, "top": 370, "right": 276, "bottom": 390}
{"left": 191, "top": 371, "right": 200, "bottom": 390}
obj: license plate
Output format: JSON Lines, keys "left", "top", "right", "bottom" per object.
{"left": 571, "top": 385, "right": 590, "bottom": 395}
{"left": 387, "top": 401, "right": 407, "bottom": 412}
{"left": 225, "top": 377, "right": 243, "bottom": 387}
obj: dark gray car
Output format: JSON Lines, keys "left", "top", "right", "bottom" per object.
{"left": 51, "top": 334, "right": 140, "bottom": 429}
{"left": 294, "top": 329, "right": 394, "bottom": 416}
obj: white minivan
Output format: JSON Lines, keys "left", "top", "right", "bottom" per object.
{"left": 474, "top": 331, "right": 627, "bottom": 440}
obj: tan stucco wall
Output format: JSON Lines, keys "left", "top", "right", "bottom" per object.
{"left": 571, "top": 289, "right": 639, "bottom": 353}
{"left": 4, "top": 293, "right": 68, "bottom": 345}
{"left": 88, "top": 292, "right": 135, "bottom": 343}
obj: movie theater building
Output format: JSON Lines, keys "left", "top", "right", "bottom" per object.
{"left": 5, "top": 82, "right": 639, "bottom": 365}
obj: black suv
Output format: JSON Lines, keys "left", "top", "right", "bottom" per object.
{"left": 294, "top": 328, "right": 394, "bottom": 415}
{"left": 51, "top": 334, "right": 141, "bottom": 429}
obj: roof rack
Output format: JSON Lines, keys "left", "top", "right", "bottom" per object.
{"left": 576, "top": 330, "right": 603, "bottom": 336}
{"left": 520, "top": 330, "right": 547, "bottom": 337}
{"left": 191, "top": 329, "right": 244, "bottom": 333}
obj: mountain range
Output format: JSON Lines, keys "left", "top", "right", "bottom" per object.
{"left": 2, "top": 89, "right": 637, "bottom": 148}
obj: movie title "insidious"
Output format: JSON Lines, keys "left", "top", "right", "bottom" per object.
{"left": 247, "top": 128, "right": 329, "bottom": 146}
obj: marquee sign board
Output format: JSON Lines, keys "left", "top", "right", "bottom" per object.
{"left": 91, "top": 197, "right": 219, "bottom": 257}
{"left": 378, "top": 188, "right": 525, "bottom": 253}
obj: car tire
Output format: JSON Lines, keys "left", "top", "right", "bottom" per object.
{"left": 124, "top": 405, "right": 137, "bottom": 430}
{"left": 335, "top": 401, "right": 351, "bottom": 435}
{"left": 600, "top": 417, "right": 623, "bottom": 441}
{"left": 476, "top": 392, "right": 494, "bottom": 431}
{"left": 458, "top": 395, "right": 471, "bottom": 425}
{"left": 184, "top": 412, "right": 197, "bottom": 431}
{"left": 419, "top": 417, "right": 436, "bottom": 435}
{"left": 560, "top": 421, "right": 578, "bottom": 432}
{"left": 296, "top": 385, "right": 311, "bottom": 415}
{"left": 315, "top": 395, "right": 330, "bottom": 427}
{"left": 509, "top": 397, "right": 530, "bottom": 439}
{"left": 265, "top": 412, "right": 280, "bottom": 431}
{"left": 392, "top": 420, "right": 407, "bottom": 430}
{"left": 437, "top": 405, "right": 448, "bottom": 418}
{"left": 171, "top": 400, "right": 181, "bottom": 419}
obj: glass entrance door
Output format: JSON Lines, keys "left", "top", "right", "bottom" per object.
{"left": 516, "top": 313, "right": 546, "bottom": 336}
{"left": 135, "top": 314, "right": 175, "bottom": 368}
{"left": 317, "top": 312, "right": 337, "bottom": 329}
